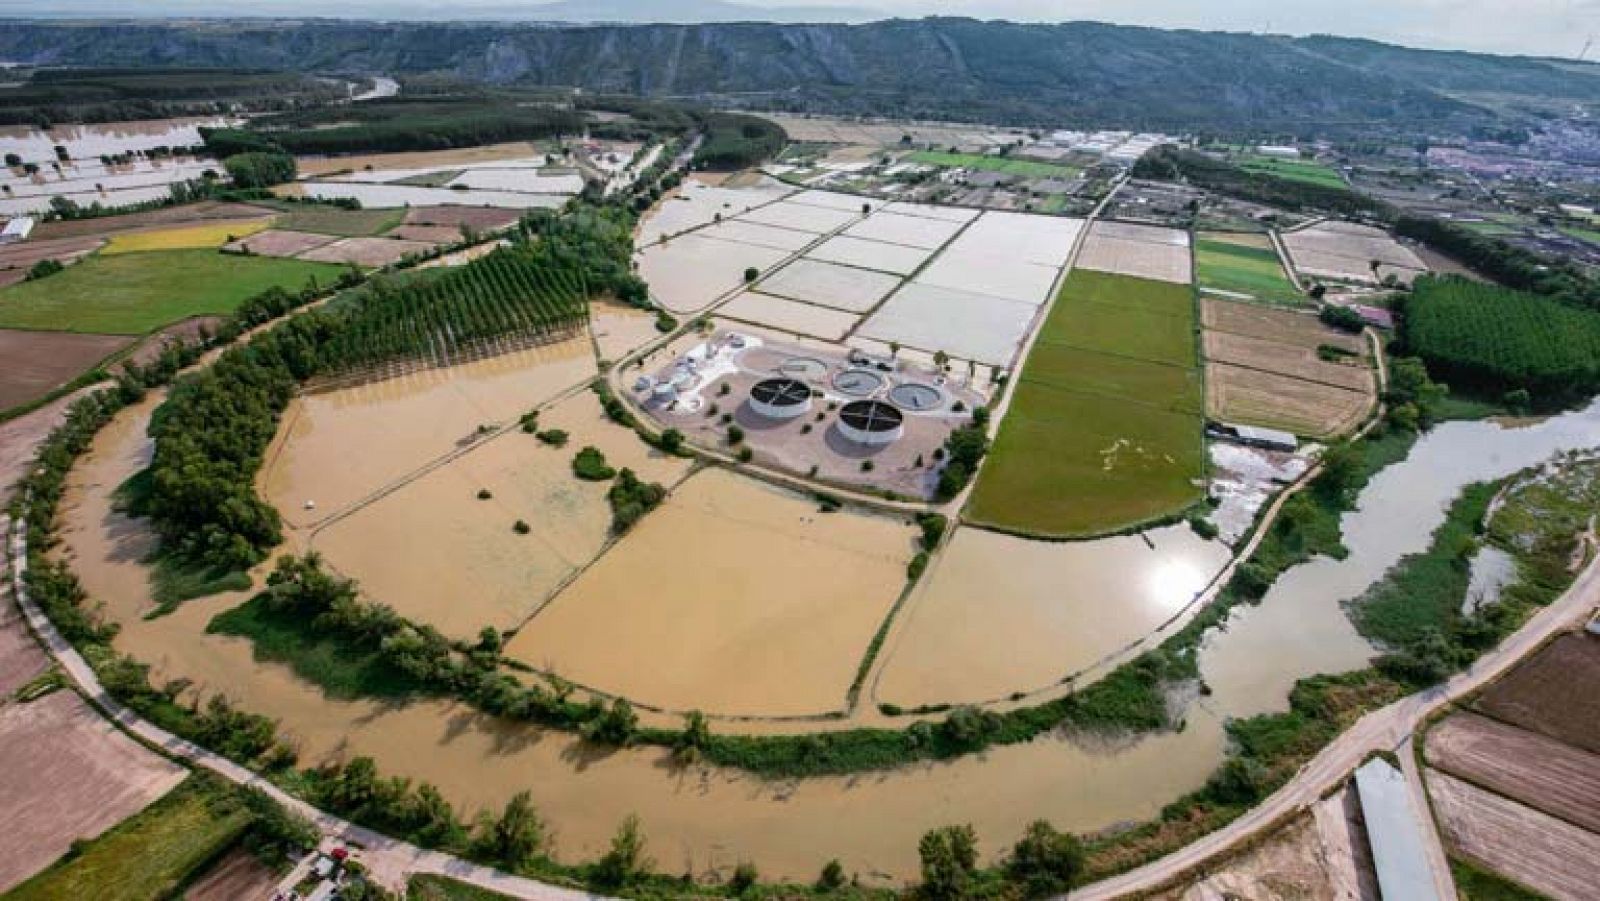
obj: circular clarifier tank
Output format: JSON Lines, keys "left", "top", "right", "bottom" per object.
{"left": 749, "top": 377, "right": 813, "bottom": 419}
{"left": 837, "top": 399, "right": 904, "bottom": 445}
{"left": 832, "top": 368, "right": 885, "bottom": 397}
{"left": 889, "top": 382, "right": 944, "bottom": 412}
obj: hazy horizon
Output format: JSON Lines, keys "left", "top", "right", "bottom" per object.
{"left": 1, "top": 0, "right": 1597, "bottom": 60}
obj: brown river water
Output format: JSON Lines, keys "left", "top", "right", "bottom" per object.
{"left": 50, "top": 346, "right": 1600, "bottom": 882}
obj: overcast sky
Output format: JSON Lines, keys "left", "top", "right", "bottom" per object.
{"left": 7, "top": 0, "right": 1598, "bottom": 59}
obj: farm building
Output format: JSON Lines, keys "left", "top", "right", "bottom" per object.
{"left": 0, "top": 216, "right": 35, "bottom": 244}
{"left": 1211, "top": 422, "right": 1298, "bottom": 451}
{"left": 1256, "top": 145, "right": 1302, "bottom": 159}
{"left": 1354, "top": 759, "right": 1446, "bottom": 901}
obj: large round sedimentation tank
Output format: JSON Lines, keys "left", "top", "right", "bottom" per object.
{"left": 837, "top": 400, "right": 904, "bottom": 445}
{"left": 749, "top": 377, "right": 812, "bottom": 419}
{"left": 833, "top": 368, "right": 884, "bottom": 397}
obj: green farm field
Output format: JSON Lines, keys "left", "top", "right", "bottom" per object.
{"left": 6, "top": 777, "right": 251, "bottom": 901}
{"left": 907, "top": 150, "right": 1080, "bottom": 179}
{"left": 1237, "top": 155, "right": 1345, "bottom": 188}
{"left": 969, "top": 270, "right": 1205, "bottom": 537}
{"left": 1195, "top": 234, "right": 1304, "bottom": 305}
{"left": 0, "top": 250, "right": 343, "bottom": 334}
{"left": 266, "top": 203, "right": 405, "bottom": 236}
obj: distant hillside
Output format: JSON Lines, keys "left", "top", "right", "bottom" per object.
{"left": 1, "top": 17, "right": 1596, "bottom": 134}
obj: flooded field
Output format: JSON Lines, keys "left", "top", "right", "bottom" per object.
{"left": 591, "top": 298, "right": 663, "bottom": 362}
{"left": 313, "top": 391, "right": 692, "bottom": 639}
{"left": 505, "top": 468, "right": 914, "bottom": 717}
{"left": 260, "top": 336, "right": 594, "bottom": 527}
{"left": 876, "top": 525, "right": 1230, "bottom": 708}
{"left": 0, "top": 117, "right": 234, "bottom": 160}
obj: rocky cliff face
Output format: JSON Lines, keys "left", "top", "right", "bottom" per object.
{"left": 1, "top": 18, "right": 1595, "bottom": 131}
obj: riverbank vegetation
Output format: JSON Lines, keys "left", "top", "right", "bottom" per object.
{"left": 1352, "top": 451, "right": 1600, "bottom": 687}
{"left": 5, "top": 774, "right": 314, "bottom": 901}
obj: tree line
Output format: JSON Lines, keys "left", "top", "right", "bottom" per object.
{"left": 1394, "top": 215, "right": 1600, "bottom": 313}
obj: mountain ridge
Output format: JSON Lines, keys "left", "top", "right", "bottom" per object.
{"left": 1, "top": 17, "right": 1595, "bottom": 134}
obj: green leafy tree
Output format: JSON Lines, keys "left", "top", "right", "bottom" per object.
{"left": 1006, "top": 820, "right": 1084, "bottom": 897}
{"left": 591, "top": 814, "right": 653, "bottom": 889}
{"left": 486, "top": 790, "right": 546, "bottom": 867}
{"left": 918, "top": 824, "right": 979, "bottom": 901}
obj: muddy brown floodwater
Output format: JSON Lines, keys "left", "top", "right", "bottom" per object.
{"left": 876, "top": 524, "right": 1230, "bottom": 708}
{"left": 505, "top": 467, "right": 915, "bottom": 718}
{"left": 53, "top": 329, "right": 1600, "bottom": 884}
{"left": 260, "top": 336, "right": 594, "bottom": 527}
{"left": 313, "top": 390, "right": 693, "bottom": 639}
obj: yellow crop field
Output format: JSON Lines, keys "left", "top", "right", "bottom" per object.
{"left": 102, "top": 219, "right": 272, "bottom": 255}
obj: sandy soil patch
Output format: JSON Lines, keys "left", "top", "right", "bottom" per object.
{"left": 719, "top": 293, "right": 861, "bottom": 341}
{"left": 876, "top": 525, "right": 1228, "bottom": 707}
{"left": 224, "top": 229, "right": 338, "bottom": 259}
{"left": 1202, "top": 299, "right": 1364, "bottom": 353}
{"left": 0, "top": 329, "right": 129, "bottom": 411}
{"left": 1426, "top": 712, "right": 1600, "bottom": 833}
{"left": 756, "top": 258, "right": 902, "bottom": 312}
{"left": 260, "top": 336, "right": 595, "bottom": 527}
{"left": 182, "top": 847, "right": 278, "bottom": 901}
{"left": 1146, "top": 814, "right": 1346, "bottom": 901}
{"left": 914, "top": 249, "right": 1060, "bottom": 304}
{"left": 0, "top": 691, "right": 187, "bottom": 892}
{"left": 843, "top": 211, "right": 965, "bottom": 249}
{"left": 734, "top": 199, "right": 858, "bottom": 235}
{"left": 297, "top": 236, "right": 437, "bottom": 267}
{"left": 696, "top": 219, "right": 818, "bottom": 252}
{"left": 591, "top": 299, "right": 662, "bottom": 363}
{"left": 505, "top": 468, "right": 914, "bottom": 717}
{"left": 1426, "top": 765, "right": 1600, "bottom": 901}
{"left": 313, "top": 391, "right": 691, "bottom": 639}
{"left": 1203, "top": 331, "right": 1374, "bottom": 392}
{"left": 296, "top": 143, "right": 548, "bottom": 178}
{"left": 858, "top": 282, "right": 1038, "bottom": 366}
{"left": 805, "top": 234, "right": 934, "bottom": 276}
{"left": 1077, "top": 224, "right": 1193, "bottom": 285}
{"left": 1207, "top": 363, "right": 1372, "bottom": 437}
{"left": 635, "top": 234, "right": 790, "bottom": 314}
{"left": 386, "top": 224, "right": 466, "bottom": 244}
{"left": 402, "top": 206, "right": 523, "bottom": 232}
{"left": 1475, "top": 632, "right": 1600, "bottom": 754}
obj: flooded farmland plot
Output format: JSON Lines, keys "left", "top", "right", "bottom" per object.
{"left": 505, "top": 468, "right": 916, "bottom": 717}
{"left": 56, "top": 388, "right": 1234, "bottom": 882}
{"left": 636, "top": 177, "right": 792, "bottom": 246}
{"left": 0, "top": 116, "right": 234, "bottom": 161}
{"left": 312, "top": 391, "right": 692, "bottom": 639}
{"left": 260, "top": 335, "right": 595, "bottom": 526}
{"left": 875, "top": 525, "right": 1230, "bottom": 708}
{"left": 635, "top": 234, "right": 790, "bottom": 314}
{"left": 591, "top": 298, "right": 664, "bottom": 362}
{"left": 806, "top": 234, "right": 934, "bottom": 275}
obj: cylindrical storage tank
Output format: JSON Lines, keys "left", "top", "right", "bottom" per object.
{"left": 837, "top": 400, "right": 904, "bottom": 446}
{"left": 749, "top": 377, "right": 812, "bottom": 420}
